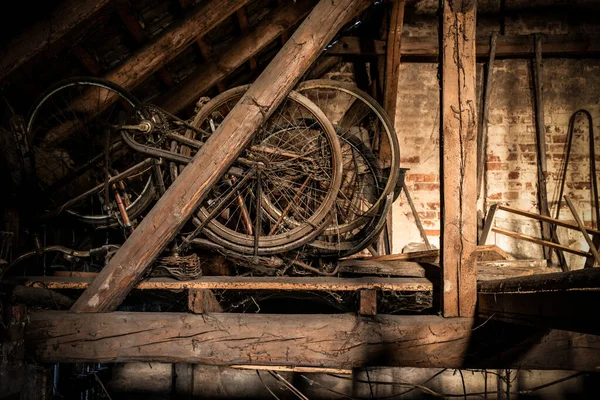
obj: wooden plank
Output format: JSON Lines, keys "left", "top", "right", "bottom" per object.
{"left": 27, "top": 276, "right": 432, "bottom": 292}
{"left": 491, "top": 227, "right": 592, "bottom": 258}
{"left": 0, "top": 0, "right": 111, "bottom": 80}
{"left": 477, "top": 259, "right": 554, "bottom": 281}
{"left": 478, "top": 268, "right": 600, "bottom": 335}
{"left": 441, "top": 0, "right": 478, "bottom": 317}
{"left": 106, "top": 0, "right": 249, "bottom": 92}
{"left": 115, "top": 0, "right": 175, "bottom": 87}
{"left": 338, "top": 259, "right": 425, "bottom": 277}
{"left": 359, "top": 290, "right": 377, "bottom": 315}
{"left": 71, "top": 0, "right": 371, "bottom": 313}
{"left": 26, "top": 312, "right": 600, "bottom": 371}
{"left": 496, "top": 205, "right": 600, "bottom": 236}
{"left": 358, "top": 249, "right": 439, "bottom": 262}
{"left": 327, "top": 34, "right": 600, "bottom": 58}
{"left": 236, "top": 8, "right": 258, "bottom": 71}
{"left": 159, "top": 0, "right": 316, "bottom": 113}
{"left": 475, "top": 244, "right": 510, "bottom": 261}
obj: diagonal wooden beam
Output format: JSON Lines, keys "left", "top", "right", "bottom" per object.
{"left": 115, "top": 0, "right": 175, "bottom": 87}
{"left": 70, "top": 0, "right": 372, "bottom": 312}
{"left": 441, "top": 0, "right": 478, "bottom": 317}
{"left": 104, "top": 0, "right": 250, "bottom": 91}
{"left": 159, "top": 0, "right": 317, "bottom": 114}
{"left": 0, "top": 0, "right": 111, "bottom": 81}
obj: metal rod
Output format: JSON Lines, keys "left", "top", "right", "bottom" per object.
{"left": 402, "top": 182, "right": 431, "bottom": 249}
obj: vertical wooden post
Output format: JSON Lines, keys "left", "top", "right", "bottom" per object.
{"left": 441, "top": 0, "right": 478, "bottom": 317}
{"left": 359, "top": 290, "right": 377, "bottom": 315}
{"left": 71, "top": 0, "right": 371, "bottom": 313}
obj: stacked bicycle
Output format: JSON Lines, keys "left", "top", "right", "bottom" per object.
{"left": 5, "top": 76, "right": 401, "bottom": 278}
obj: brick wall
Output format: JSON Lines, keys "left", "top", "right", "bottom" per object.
{"left": 391, "top": 59, "right": 600, "bottom": 269}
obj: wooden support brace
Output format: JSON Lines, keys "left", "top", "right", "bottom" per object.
{"left": 70, "top": 0, "right": 372, "bottom": 312}
{"left": 359, "top": 289, "right": 377, "bottom": 315}
{"left": 159, "top": 0, "right": 317, "bottom": 113}
{"left": 441, "top": 0, "right": 478, "bottom": 317}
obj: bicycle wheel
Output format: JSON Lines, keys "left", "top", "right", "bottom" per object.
{"left": 295, "top": 80, "right": 401, "bottom": 256}
{"left": 27, "top": 77, "right": 156, "bottom": 228}
{"left": 174, "top": 85, "right": 343, "bottom": 255}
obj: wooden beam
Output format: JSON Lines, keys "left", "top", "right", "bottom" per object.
{"left": 338, "top": 259, "right": 425, "bottom": 277}
{"left": 359, "top": 290, "right": 377, "bottom": 315}
{"left": 441, "top": 0, "right": 478, "bottom": 317}
{"left": 478, "top": 268, "right": 600, "bottom": 335}
{"left": 236, "top": 8, "right": 258, "bottom": 71}
{"left": 159, "top": 0, "right": 316, "bottom": 113}
{"left": 70, "top": 0, "right": 372, "bottom": 313}
{"left": 26, "top": 276, "right": 432, "bottom": 292}
{"left": 26, "top": 312, "right": 600, "bottom": 371}
{"left": 327, "top": 34, "right": 600, "bottom": 58}
{"left": 104, "top": 0, "right": 249, "bottom": 92}
{"left": 0, "top": 0, "right": 111, "bottom": 80}
{"left": 115, "top": 0, "right": 175, "bottom": 87}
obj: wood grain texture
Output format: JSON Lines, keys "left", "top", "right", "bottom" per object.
{"left": 104, "top": 0, "right": 248, "bottom": 91}
{"left": 159, "top": 0, "right": 316, "bottom": 113}
{"left": 0, "top": 0, "right": 111, "bottom": 80}
{"left": 70, "top": 0, "right": 371, "bottom": 313}
{"left": 441, "top": 0, "right": 478, "bottom": 317}
{"left": 27, "top": 276, "right": 432, "bottom": 292}
{"left": 338, "top": 259, "right": 425, "bottom": 277}
{"left": 26, "top": 312, "right": 600, "bottom": 370}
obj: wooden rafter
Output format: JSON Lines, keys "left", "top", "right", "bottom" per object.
{"left": 159, "top": 0, "right": 317, "bottom": 114}
{"left": 0, "top": 0, "right": 111, "bottom": 81}
{"left": 115, "top": 0, "right": 175, "bottom": 87}
{"left": 103, "top": 0, "right": 250, "bottom": 92}
{"left": 70, "top": 0, "right": 372, "bottom": 313}
{"left": 236, "top": 8, "right": 258, "bottom": 71}
{"left": 441, "top": 0, "right": 478, "bottom": 317}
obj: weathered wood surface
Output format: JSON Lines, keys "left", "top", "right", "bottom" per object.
{"left": 380, "top": 0, "right": 405, "bottom": 164}
{"left": 359, "top": 249, "right": 439, "bottom": 262}
{"left": 10, "top": 285, "right": 74, "bottom": 309}
{"left": 474, "top": 244, "right": 510, "bottom": 261}
{"left": 478, "top": 268, "right": 600, "bottom": 335}
{"left": 338, "top": 259, "right": 425, "bottom": 277}
{"left": 441, "top": 0, "right": 478, "bottom": 317}
{"left": 104, "top": 0, "right": 248, "bottom": 91}
{"left": 159, "top": 0, "right": 316, "bottom": 113}
{"left": 327, "top": 34, "right": 600, "bottom": 58}
{"left": 0, "top": 0, "right": 111, "bottom": 80}
{"left": 27, "top": 276, "right": 432, "bottom": 292}
{"left": 70, "top": 0, "right": 371, "bottom": 313}
{"left": 359, "top": 289, "right": 377, "bottom": 315}
{"left": 26, "top": 312, "right": 600, "bottom": 371}
{"left": 477, "top": 259, "right": 558, "bottom": 281}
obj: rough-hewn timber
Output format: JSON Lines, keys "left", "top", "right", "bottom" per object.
{"left": 70, "top": 0, "right": 372, "bottom": 313}
{"left": 441, "top": 0, "right": 478, "bottom": 317}
{"left": 159, "top": 0, "right": 316, "bottom": 113}
{"left": 26, "top": 312, "right": 600, "bottom": 371}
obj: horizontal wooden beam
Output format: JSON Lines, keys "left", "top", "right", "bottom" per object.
{"left": 327, "top": 34, "right": 600, "bottom": 58}
{"left": 26, "top": 312, "right": 600, "bottom": 371}
{"left": 25, "top": 276, "right": 432, "bottom": 292}
{"left": 0, "top": 0, "right": 111, "bottom": 80}
{"left": 159, "top": 0, "right": 316, "bottom": 113}
{"left": 478, "top": 268, "right": 600, "bottom": 335}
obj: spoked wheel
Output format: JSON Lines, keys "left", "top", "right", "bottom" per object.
{"left": 27, "top": 77, "right": 156, "bottom": 229}
{"left": 173, "top": 85, "right": 343, "bottom": 255}
{"left": 296, "top": 79, "right": 401, "bottom": 256}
